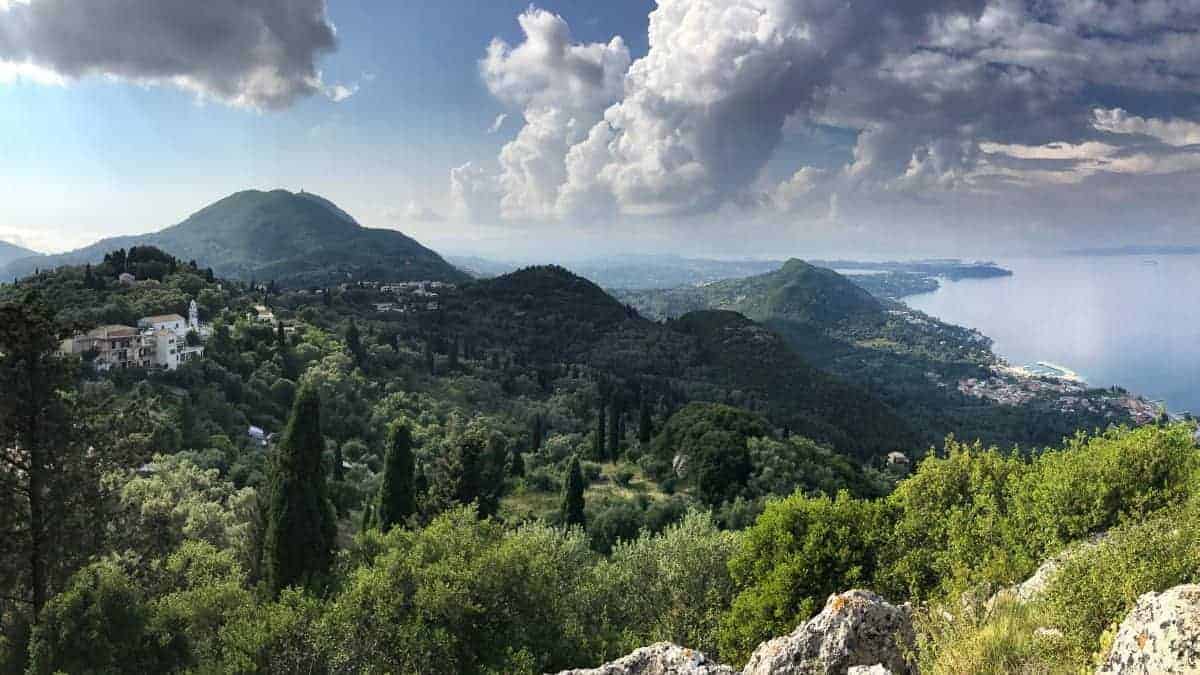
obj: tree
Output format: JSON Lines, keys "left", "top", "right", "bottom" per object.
{"left": 263, "top": 383, "right": 337, "bottom": 595}
{"left": 0, "top": 293, "right": 97, "bottom": 619}
{"left": 509, "top": 449, "right": 526, "bottom": 478}
{"left": 448, "top": 334, "right": 460, "bottom": 370}
{"left": 531, "top": 414, "right": 544, "bottom": 453}
{"left": 607, "top": 399, "right": 621, "bottom": 461}
{"left": 638, "top": 396, "right": 653, "bottom": 445}
{"left": 345, "top": 320, "right": 366, "bottom": 370}
{"left": 424, "top": 338, "right": 436, "bottom": 376}
{"left": 593, "top": 402, "right": 606, "bottom": 461}
{"left": 376, "top": 421, "right": 416, "bottom": 532}
{"left": 561, "top": 456, "right": 586, "bottom": 529}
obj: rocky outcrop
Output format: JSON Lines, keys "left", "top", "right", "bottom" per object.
{"left": 557, "top": 643, "right": 735, "bottom": 675}
{"left": 741, "top": 590, "right": 916, "bottom": 675}
{"left": 1098, "top": 584, "right": 1200, "bottom": 674}
{"left": 555, "top": 591, "right": 914, "bottom": 675}
{"left": 988, "top": 533, "right": 1107, "bottom": 609}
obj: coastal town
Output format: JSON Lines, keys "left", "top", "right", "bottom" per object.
{"left": 955, "top": 362, "right": 1164, "bottom": 424}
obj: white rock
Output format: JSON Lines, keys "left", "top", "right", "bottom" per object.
{"left": 557, "top": 643, "right": 735, "bottom": 675}
{"left": 847, "top": 666, "right": 893, "bottom": 675}
{"left": 1098, "top": 584, "right": 1200, "bottom": 674}
{"left": 741, "top": 590, "right": 916, "bottom": 675}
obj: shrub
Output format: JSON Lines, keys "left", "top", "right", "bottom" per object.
{"left": 916, "top": 598, "right": 1074, "bottom": 675}
{"left": 720, "top": 491, "right": 890, "bottom": 662}
{"left": 1039, "top": 498, "right": 1200, "bottom": 664}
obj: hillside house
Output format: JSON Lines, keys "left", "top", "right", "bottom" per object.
{"left": 60, "top": 304, "right": 206, "bottom": 371}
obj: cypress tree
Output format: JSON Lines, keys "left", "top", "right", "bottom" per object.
{"left": 608, "top": 399, "right": 621, "bottom": 461}
{"left": 638, "top": 396, "right": 653, "bottom": 445}
{"left": 376, "top": 421, "right": 416, "bottom": 532}
{"left": 531, "top": 414, "right": 543, "bottom": 453}
{"left": 561, "top": 455, "right": 586, "bottom": 529}
{"left": 509, "top": 448, "right": 526, "bottom": 477}
{"left": 263, "top": 383, "right": 337, "bottom": 595}
{"left": 346, "top": 320, "right": 365, "bottom": 369}
{"left": 593, "top": 402, "right": 606, "bottom": 460}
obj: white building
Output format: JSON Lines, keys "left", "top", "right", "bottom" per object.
{"left": 61, "top": 302, "right": 206, "bottom": 372}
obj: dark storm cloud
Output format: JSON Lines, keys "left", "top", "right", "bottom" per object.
{"left": 0, "top": 0, "right": 338, "bottom": 108}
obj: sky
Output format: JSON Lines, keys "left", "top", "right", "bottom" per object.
{"left": 2, "top": 0, "right": 1200, "bottom": 261}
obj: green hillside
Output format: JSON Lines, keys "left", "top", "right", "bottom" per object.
{"left": 435, "top": 266, "right": 913, "bottom": 459}
{"left": 615, "top": 260, "right": 1125, "bottom": 448}
{"left": 0, "top": 190, "right": 467, "bottom": 287}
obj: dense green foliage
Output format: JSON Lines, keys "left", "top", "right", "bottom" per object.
{"left": 263, "top": 384, "right": 337, "bottom": 595}
{"left": 375, "top": 421, "right": 417, "bottom": 532}
{"left": 2, "top": 253, "right": 1197, "bottom": 674}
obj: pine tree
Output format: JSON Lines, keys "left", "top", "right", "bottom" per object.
{"left": 638, "top": 396, "right": 653, "bottom": 445}
{"left": 0, "top": 293, "right": 98, "bottom": 617}
{"left": 593, "top": 402, "right": 606, "bottom": 460}
{"left": 376, "top": 421, "right": 416, "bottom": 532}
{"left": 263, "top": 383, "right": 337, "bottom": 595}
{"left": 561, "top": 455, "right": 586, "bottom": 529}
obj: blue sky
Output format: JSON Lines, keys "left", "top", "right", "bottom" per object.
{"left": 2, "top": 0, "right": 1200, "bottom": 259}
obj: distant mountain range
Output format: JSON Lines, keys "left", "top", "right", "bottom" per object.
{"left": 0, "top": 240, "right": 39, "bottom": 268}
{"left": 0, "top": 190, "right": 467, "bottom": 287}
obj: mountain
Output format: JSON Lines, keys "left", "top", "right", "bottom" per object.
{"left": 0, "top": 190, "right": 467, "bottom": 287}
{"left": 0, "top": 240, "right": 39, "bottom": 268}
{"left": 613, "top": 259, "right": 1123, "bottom": 448}
{"left": 434, "top": 265, "right": 915, "bottom": 459}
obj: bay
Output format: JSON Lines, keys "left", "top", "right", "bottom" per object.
{"left": 905, "top": 255, "right": 1200, "bottom": 414}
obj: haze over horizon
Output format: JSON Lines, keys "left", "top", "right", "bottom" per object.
{"left": 3, "top": 0, "right": 1199, "bottom": 259}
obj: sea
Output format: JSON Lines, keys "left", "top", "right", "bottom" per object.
{"left": 904, "top": 255, "right": 1200, "bottom": 415}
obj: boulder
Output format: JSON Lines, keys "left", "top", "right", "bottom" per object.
{"left": 741, "top": 590, "right": 916, "bottom": 675}
{"left": 987, "top": 533, "right": 1107, "bottom": 609}
{"left": 847, "top": 667, "right": 893, "bottom": 675}
{"left": 1098, "top": 584, "right": 1200, "bottom": 674}
{"left": 557, "top": 643, "right": 735, "bottom": 675}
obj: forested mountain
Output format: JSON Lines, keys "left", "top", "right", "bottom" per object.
{"left": 434, "top": 266, "right": 915, "bottom": 460}
{"left": 0, "top": 190, "right": 467, "bottom": 287}
{"left": 0, "top": 240, "right": 38, "bottom": 267}
{"left": 615, "top": 260, "right": 1124, "bottom": 448}
{"left": 1, "top": 247, "right": 1194, "bottom": 674}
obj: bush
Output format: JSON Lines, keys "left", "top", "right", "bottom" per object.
{"left": 720, "top": 491, "right": 890, "bottom": 662}
{"left": 586, "top": 512, "right": 740, "bottom": 662}
{"left": 916, "top": 598, "right": 1073, "bottom": 675}
{"left": 1039, "top": 498, "right": 1200, "bottom": 664}
{"left": 28, "top": 562, "right": 165, "bottom": 674}
{"left": 579, "top": 460, "right": 603, "bottom": 483}
{"left": 613, "top": 465, "right": 636, "bottom": 487}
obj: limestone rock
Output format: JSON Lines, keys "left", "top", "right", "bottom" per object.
{"left": 741, "top": 590, "right": 916, "bottom": 675}
{"left": 847, "top": 666, "right": 893, "bottom": 675}
{"left": 1098, "top": 584, "right": 1200, "bottom": 674}
{"left": 557, "top": 643, "right": 735, "bottom": 675}
{"left": 988, "top": 533, "right": 1107, "bottom": 609}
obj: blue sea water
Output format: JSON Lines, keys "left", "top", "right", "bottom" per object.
{"left": 905, "top": 255, "right": 1200, "bottom": 414}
